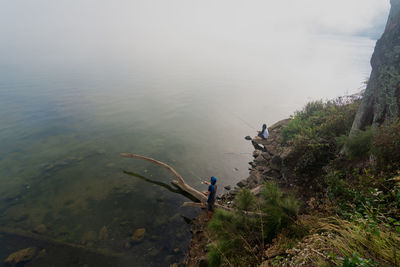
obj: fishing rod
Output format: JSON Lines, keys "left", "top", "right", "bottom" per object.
{"left": 188, "top": 169, "right": 208, "bottom": 184}
{"left": 230, "top": 111, "right": 258, "bottom": 131}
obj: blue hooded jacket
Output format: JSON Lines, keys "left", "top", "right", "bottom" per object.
{"left": 207, "top": 176, "right": 217, "bottom": 203}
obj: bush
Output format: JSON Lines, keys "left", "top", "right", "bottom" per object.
{"left": 338, "top": 127, "right": 373, "bottom": 161}
{"left": 281, "top": 97, "right": 360, "bottom": 176}
{"left": 207, "top": 182, "right": 300, "bottom": 267}
{"left": 372, "top": 119, "right": 400, "bottom": 172}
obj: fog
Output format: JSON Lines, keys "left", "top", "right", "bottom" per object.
{"left": 0, "top": 0, "right": 390, "bottom": 115}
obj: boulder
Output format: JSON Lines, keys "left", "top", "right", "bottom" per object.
{"left": 270, "top": 155, "right": 282, "bottom": 171}
{"left": 131, "top": 228, "right": 146, "bottom": 242}
{"left": 236, "top": 179, "right": 248, "bottom": 188}
{"left": 4, "top": 247, "right": 38, "bottom": 265}
{"left": 265, "top": 145, "right": 279, "bottom": 156}
{"left": 279, "top": 147, "right": 293, "bottom": 162}
{"left": 253, "top": 150, "right": 262, "bottom": 158}
{"left": 224, "top": 185, "right": 231, "bottom": 191}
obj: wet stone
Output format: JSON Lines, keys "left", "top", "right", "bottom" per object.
{"left": 131, "top": 228, "right": 146, "bottom": 242}
{"left": 33, "top": 224, "right": 47, "bottom": 234}
{"left": 4, "top": 247, "right": 38, "bottom": 265}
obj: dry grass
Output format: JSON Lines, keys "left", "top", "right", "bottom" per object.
{"left": 262, "top": 215, "right": 400, "bottom": 266}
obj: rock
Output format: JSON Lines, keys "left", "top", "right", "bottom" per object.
{"left": 255, "top": 166, "right": 266, "bottom": 172}
{"left": 131, "top": 228, "right": 146, "bottom": 242}
{"left": 173, "top": 248, "right": 180, "bottom": 253}
{"left": 268, "top": 118, "right": 291, "bottom": 130}
{"left": 236, "top": 179, "right": 248, "bottom": 188}
{"left": 270, "top": 155, "right": 282, "bottom": 171}
{"left": 98, "top": 226, "right": 109, "bottom": 241}
{"left": 253, "top": 150, "right": 262, "bottom": 158}
{"left": 349, "top": 0, "right": 400, "bottom": 133}
{"left": 279, "top": 147, "right": 293, "bottom": 162}
{"left": 124, "top": 241, "right": 132, "bottom": 249}
{"left": 105, "top": 163, "right": 115, "bottom": 168}
{"left": 265, "top": 145, "right": 278, "bottom": 155}
{"left": 254, "top": 155, "right": 266, "bottom": 163}
{"left": 82, "top": 231, "right": 97, "bottom": 245}
{"left": 224, "top": 185, "right": 231, "bottom": 191}
{"left": 33, "top": 224, "right": 47, "bottom": 234}
{"left": 261, "top": 152, "right": 271, "bottom": 160}
{"left": 4, "top": 247, "right": 38, "bottom": 265}
{"left": 244, "top": 136, "right": 252, "bottom": 140}
{"left": 199, "top": 256, "right": 209, "bottom": 267}
{"left": 37, "top": 249, "right": 46, "bottom": 259}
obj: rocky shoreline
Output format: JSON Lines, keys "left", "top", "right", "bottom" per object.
{"left": 182, "top": 118, "right": 298, "bottom": 266}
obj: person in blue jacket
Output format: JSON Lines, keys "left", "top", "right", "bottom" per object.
{"left": 203, "top": 176, "right": 217, "bottom": 220}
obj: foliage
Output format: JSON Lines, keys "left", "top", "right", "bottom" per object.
{"left": 337, "top": 127, "right": 373, "bottom": 161}
{"left": 207, "top": 182, "right": 299, "bottom": 267}
{"left": 371, "top": 119, "right": 400, "bottom": 172}
{"left": 281, "top": 97, "right": 360, "bottom": 175}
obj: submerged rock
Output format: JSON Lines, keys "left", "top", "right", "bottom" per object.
{"left": 33, "top": 224, "right": 47, "bottom": 234}
{"left": 98, "top": 226, "right": 109, "bottom": 241}
{"left": 131, "top": 228, "right": 146, "bottom": 242}
{"left": 4, "top": 247, "right": 38, "bottom": 265}
{"left": 82, "top": 231, "right": 97, "bottom": 245}
{"left": 124, "top": 241, "right": 132, "bottom": 249}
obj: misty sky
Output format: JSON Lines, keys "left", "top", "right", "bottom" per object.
{"left": 0, "top": 0, "right": 391, "bottom": 117}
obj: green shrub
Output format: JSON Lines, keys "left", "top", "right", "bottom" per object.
{"left": 281, "top": 97, "right": 360, "bottom": 176}
{"left": 338, "top": 127, "right": 373, "bottom": 161}
{"left": 207, "top": 182, "right": 300, "bottom": 267}
{"left": 371, "top": 119, "right": 400, "bottom": 172}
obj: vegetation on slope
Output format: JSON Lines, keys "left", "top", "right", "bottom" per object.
{"left": 206, "top": 95, "right": 400, "bottom": 266}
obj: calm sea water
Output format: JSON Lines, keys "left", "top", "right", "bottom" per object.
{"left": 0, "top": 18, "right": 378, "bottom": 266}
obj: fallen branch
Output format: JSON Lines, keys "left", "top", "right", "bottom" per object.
{"left": 121, "top": 153, "right": 265, "bottom": 216}
{"left": 120, "top": 153, "right": 207, "bottom": 202}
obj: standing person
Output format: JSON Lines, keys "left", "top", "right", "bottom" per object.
{"left": 203, "top": 176, "right": 217, "bottom": 220}
{"left": 257, "top": 124, "right": 269, "bottom": 140}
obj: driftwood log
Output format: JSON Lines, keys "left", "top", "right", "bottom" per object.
{"left": 120, "top": 153, "right": 263, "bottom": 216}
{"left": 120, "top": 153, "right": 207, "bottom": 202}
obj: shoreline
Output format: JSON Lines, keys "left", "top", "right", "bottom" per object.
{"left": 182, "top": 118, "right": 295, "bottom": 266}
